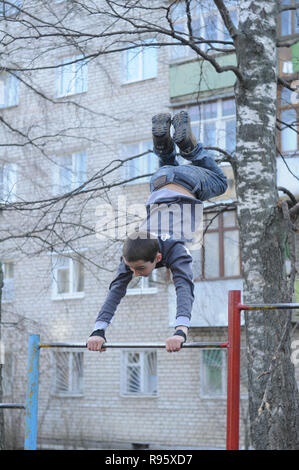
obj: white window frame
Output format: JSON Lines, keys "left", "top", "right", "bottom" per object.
{"left": 53, "top": 152, "right": 86, "bottom": 195}
{"left": 282, "top": 60, "right": 294, "bottom": 74}
{"left": 51, "top": 253, "right": 84, "bottom": 300}
{"left": 0, "top": 163, "right": 17, "bottom": 203}
{"left": 170, "top": 1, "right": 238, "bottom": 61}
{"left": 51, "top": 350, "right": 84, "bottom": 397}
{"left": 120, "top": 350, "right": 158, "bottom": 397}
{"left": 57, "top": 55, "right": 88, "bottom": 97}
{"left": 122, "top": 140, "right": 157, "bottom": 185}
{"left": 0, "top": 72, "right": 19, "bottom": 108}
{"left": 122, "top": 38, "right": 157, "bottom": 84}
{"left": 175, "top": 98, "right": 236, "bottom": 154}
{"left": 127, "top": 269, "right": 158, "bottom": 295}
{"left": 200, "top": 348, "right": 227, "bottom": 398}
{"left": 1, "top": 261, "right": 14, "bottom": 303}
{"left": 126, "top": 269, "right": 158, "bottom": 295}
{"left": 200, "top": 347, "right": 248, "bottom": 399}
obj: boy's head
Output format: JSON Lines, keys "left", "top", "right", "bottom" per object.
{"left": 122, "top": 231, "right": 162, "bottom": 277}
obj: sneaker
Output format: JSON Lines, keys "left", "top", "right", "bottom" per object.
{"left": 172, "top": 111, "right": 197, "bottom": 154}
{"left": 152, "top": 113, "right": 174, "bottom": 155}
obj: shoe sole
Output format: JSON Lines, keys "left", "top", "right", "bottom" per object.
{"left": 152, "top": 113, "right": 171, "bottom": 137}
{"left": 152, "top": 113, "right": 173, "bottom": 154}
{"left": 172, "top": 111, "right": 189, "bottom": 144}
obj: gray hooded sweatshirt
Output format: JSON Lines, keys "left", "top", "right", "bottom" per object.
{"left": 93, "top": 188, "right": 202, "bottom": 332}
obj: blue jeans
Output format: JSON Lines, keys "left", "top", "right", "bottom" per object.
{"left": 150, "top": 143, "right": 228, "bottom": 201}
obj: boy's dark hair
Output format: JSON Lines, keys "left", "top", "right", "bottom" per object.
{"left": 122, "top": 231, "right": 159, "bottom": 263}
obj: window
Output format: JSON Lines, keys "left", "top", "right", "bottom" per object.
{"left": 123, "top": 141, "right": 157, "bottom": 184}
{"left": 0, "top": 163, "right": 17, "bottom": 203}
{"left": 53, "top": 152, "right": 86, "bottom": 195}
{"left": 193, "top": 210, "right": 241, "bottom": 281}
{"left": 52, "top": 351, "right": 83, "bottom": 395}
{"left": 200, "top": 348, "right": 248, "bottom": 398}
{"left": 279, "top": 86, "right": 298, "bottom": 153}
{"left": 2, "top": 261, "right": 14, "bottom": 302}
{"left": 282, "top": 60, "right": 294, "bottom": 74}
{"left": 170, "top": 0, "right": 238, "bottom": 61}
{"left": 0, "top": 0, "right": 21, "bottom": 17}
{"left": 175, "top": 98, "right": 236, "bottom": 155}
{"left": 127, "top": 270, "right": 158, "bottom": 295}
{"left": 123, "top": 38, "right": 157, "bottom": 83}
{"left": 0, "top": 72, "right": 18, "bottom": 108}
{"left": 201, "top": 349, "right": 227, "bottom": 397}
{"left": 52, "top": 254, "right": 84, "bottom": 299}
{"left": 279, "top": 0, "right": 299, "bottom": 36}
{"left": 280, "top": 0, "right": 292, "bottom": 36}
{"left": 57, "top": 55, "right": 88, "bottom": 97}
{"left": 121, "top": 351, "right": 157, "bottom": 396}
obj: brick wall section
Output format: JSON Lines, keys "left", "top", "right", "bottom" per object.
{"left": 1, "top": 3, "right": 299, "bottom": 451}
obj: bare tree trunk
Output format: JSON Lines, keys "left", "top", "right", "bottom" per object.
{"left": 234, "top": 0, "right": 299, "bottom": 449}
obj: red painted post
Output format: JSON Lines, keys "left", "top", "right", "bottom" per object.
{"left": 226, "top": 290, "right": 241, "bottom": 450}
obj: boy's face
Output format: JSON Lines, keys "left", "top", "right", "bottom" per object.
{"left": 123, "top": 253, "right": 162, "bottom": 277}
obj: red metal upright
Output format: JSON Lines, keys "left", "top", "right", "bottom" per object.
{"left": 226, "top": 290, "right": 241, "bottom": 450}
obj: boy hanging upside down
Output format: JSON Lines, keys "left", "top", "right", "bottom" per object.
{"left": 87, "top": 111, "right": 227, "bottom": 353}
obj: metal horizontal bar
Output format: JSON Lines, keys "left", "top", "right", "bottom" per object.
{"left": 0, "top": 403, "right": 25, "bottom": 409}
{"left": 39, "top": 341, "right": 228, "bottom": 349}
{"left": 239, "top": 303, "right": 299, "bottom": 311}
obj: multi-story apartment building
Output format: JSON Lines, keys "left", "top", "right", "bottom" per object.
{"left": 0, "top": 0, "right": 299, "bottom": 450}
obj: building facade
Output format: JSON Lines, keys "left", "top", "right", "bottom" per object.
{"left": 0, "top": 0, "right": 299, "bottom": 450}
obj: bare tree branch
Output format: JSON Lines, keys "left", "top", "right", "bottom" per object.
{"left": 213, "top": 0, "right": 239, "bottom": 43}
